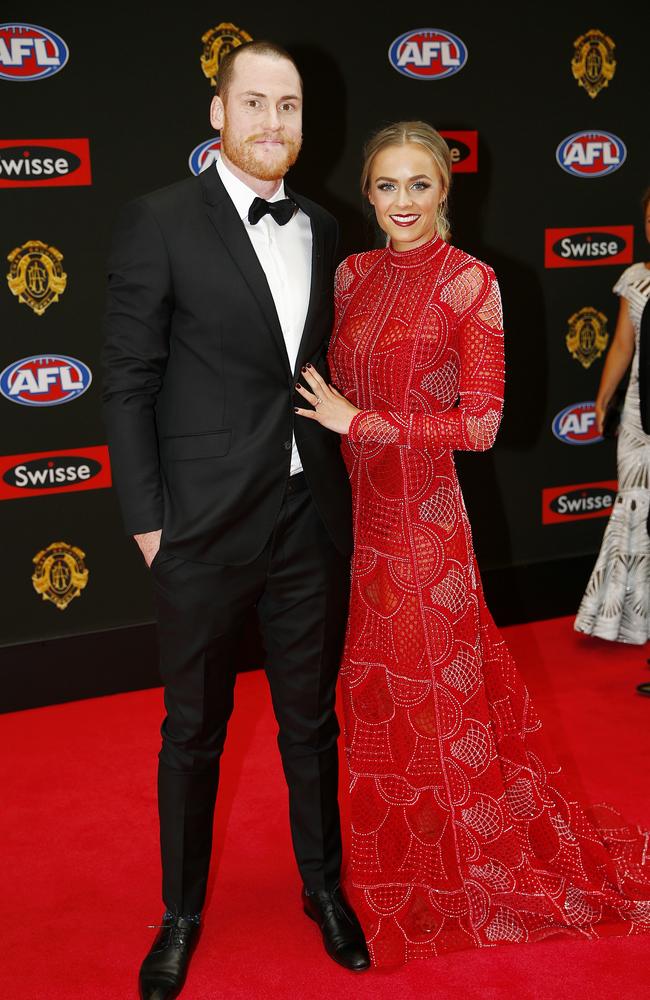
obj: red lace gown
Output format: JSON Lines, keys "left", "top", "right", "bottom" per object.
{"left": 328, "top": 235, "right": 650, "bottom": 968}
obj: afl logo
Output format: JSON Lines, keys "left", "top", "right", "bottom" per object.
{"left": 189, "top": 137, "right": 222, "bottom": 176}
{"left": 0, "top": 23, "right": 69, "bottom": 81}
{"left": 388, "top": 29, "right": 468, "bottom": 80}
{"left": 556, "top": 131, "right": 626, "bottom": 177}
{"left": 0, "top": 355, "right": 92, "bottom": 407}
{"left": 552, "top": 402, "right": 602, "bottom": 445}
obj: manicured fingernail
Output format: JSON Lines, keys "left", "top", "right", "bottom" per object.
{"left": 301, "top": 366, "right": 307, "bottom": 372}
{"left": 306, "top": 363, "right": 313, "bottom": 369}
{"left": 294, "top": 407, "right": 300, "bottom": 412}
{"left": 295, "top": 383, "right": 301, "bottom": 389}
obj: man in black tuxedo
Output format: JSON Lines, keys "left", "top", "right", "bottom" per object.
{"left": 102, "top": 40, "right": 369, "bottom": 1000}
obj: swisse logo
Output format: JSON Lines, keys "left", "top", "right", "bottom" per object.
{"left": 440, "top": 130, "right": 478, "bottom": 173}
{"left": 0, "top": 355, "right": 92, "bottom": 407}
{"left": 0, "top": 139, "right": 92, "bottom": 188}
{"left": 0, "top": 445, "right": 111, "bottom": 501}
{"left": 542, "top": 480, "right": 617, "bottom": 524}
{"left": 545, "top": 225, "right": 633, "bottom": 268}
{"left": 388, "top": 29, "right": 468, "bottom": 80}
{"left": 557, "top": 231, "right": 625, "bottom": 257}
{"left": 552, "top": 401, "right": 602, "bottom": 445}
{"left": 189, "top": 136, "right": 221, "bottom": 175}
{"left": 556, "top": 131, "right": 626, "bottom": 177}
{"left": 0, "top": 23, "right": 68, "bottom": 81}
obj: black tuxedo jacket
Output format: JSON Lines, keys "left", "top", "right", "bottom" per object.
{"left": 101, "top": 167, "right": 352, "bottom": 564}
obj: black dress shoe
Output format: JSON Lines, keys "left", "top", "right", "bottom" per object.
{"left": 302, "top": 884, "right": 370, "bottom": 971}
{"left": 637, "top": 682, "right": 650, "bottom": 696}
{"left": 139, "top": 914, "right": 200, "bottom": 1000}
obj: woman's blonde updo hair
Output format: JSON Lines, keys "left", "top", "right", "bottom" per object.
{"left": 361, "top": 121, "right": 452, "bottom": 241}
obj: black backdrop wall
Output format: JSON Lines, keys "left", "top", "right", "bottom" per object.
{"left": 1, "top": 3, "right": 647, "bottom": 709}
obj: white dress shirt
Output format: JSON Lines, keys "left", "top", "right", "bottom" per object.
{"left": 216, "top": 156, "right": 312, "bottom": 476}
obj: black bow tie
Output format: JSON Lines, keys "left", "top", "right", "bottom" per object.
{"left": 248, "top": 196, "right": 296, "bottom": 226}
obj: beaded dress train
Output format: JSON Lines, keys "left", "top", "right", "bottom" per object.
{"left": 328, "top": 235, "right": 650, "bottom": 968}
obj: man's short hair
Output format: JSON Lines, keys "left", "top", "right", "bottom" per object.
{"left": 216, "top": 40, "right": 303, "bottom": 100}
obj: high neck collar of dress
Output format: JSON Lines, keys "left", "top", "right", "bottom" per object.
{"left": 387, "top": 234, "right": 444, "bottom": 268}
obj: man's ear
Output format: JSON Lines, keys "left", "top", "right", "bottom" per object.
{"left": 210, "top": 94, "right": 225, "bottom": 131}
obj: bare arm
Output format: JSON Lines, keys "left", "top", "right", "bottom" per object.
{"left": 595, "top": 297, "right": 635, "bottom": 434}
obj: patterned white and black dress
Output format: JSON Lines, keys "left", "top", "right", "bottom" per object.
{"left": 575, "top": 262, "right": 650, "bottom": 644}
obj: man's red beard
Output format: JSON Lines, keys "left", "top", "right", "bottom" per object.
{"left": 221, "top": 130, "right": 302, "bottom": 180}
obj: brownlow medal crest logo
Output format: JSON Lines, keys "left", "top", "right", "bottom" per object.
{"left": 32, "top": 541, "right": 89, "bottom": 610}
{"left": 7, "top": 240, "right": 67, "bottom": 316}
{"left": 566, "top": 307, "right": 609, "bottom": 369}
{"left": 571, "top": 29, "right": 616, "bottom": 98}
{"left": 200, "top": 23, "right": 253, "bottom": 87}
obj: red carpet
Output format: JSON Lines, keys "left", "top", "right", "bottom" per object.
{"left": 2, "top": 616, "right": 649, "bottom": 999}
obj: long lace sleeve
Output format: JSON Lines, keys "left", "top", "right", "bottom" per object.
{"left": 347, "top": 265, "right": 504, "bottom": 452}
{"left": 334, "top": 258, "right": 355, "bottom": 329}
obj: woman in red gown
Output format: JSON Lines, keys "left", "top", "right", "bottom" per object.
{"left": 295, "top": 121, "right": 650, "bottom": 968}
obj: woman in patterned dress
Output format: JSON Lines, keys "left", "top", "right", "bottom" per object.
{"left": 575, "top": 189, "right": 650, "bottom": 647}
{"left": 295, "top": 123, "right": 650, "bottom": 967}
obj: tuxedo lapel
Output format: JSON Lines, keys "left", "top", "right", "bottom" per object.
{"left": 199, "top": 167, "right": 292, "bottom": 374}
{"left": 288, "top": 186, "right": 326, "bottom": 377}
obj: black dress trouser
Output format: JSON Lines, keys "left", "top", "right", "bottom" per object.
{"left": 150, "top": 473, "right": 350, "bottom": 914}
